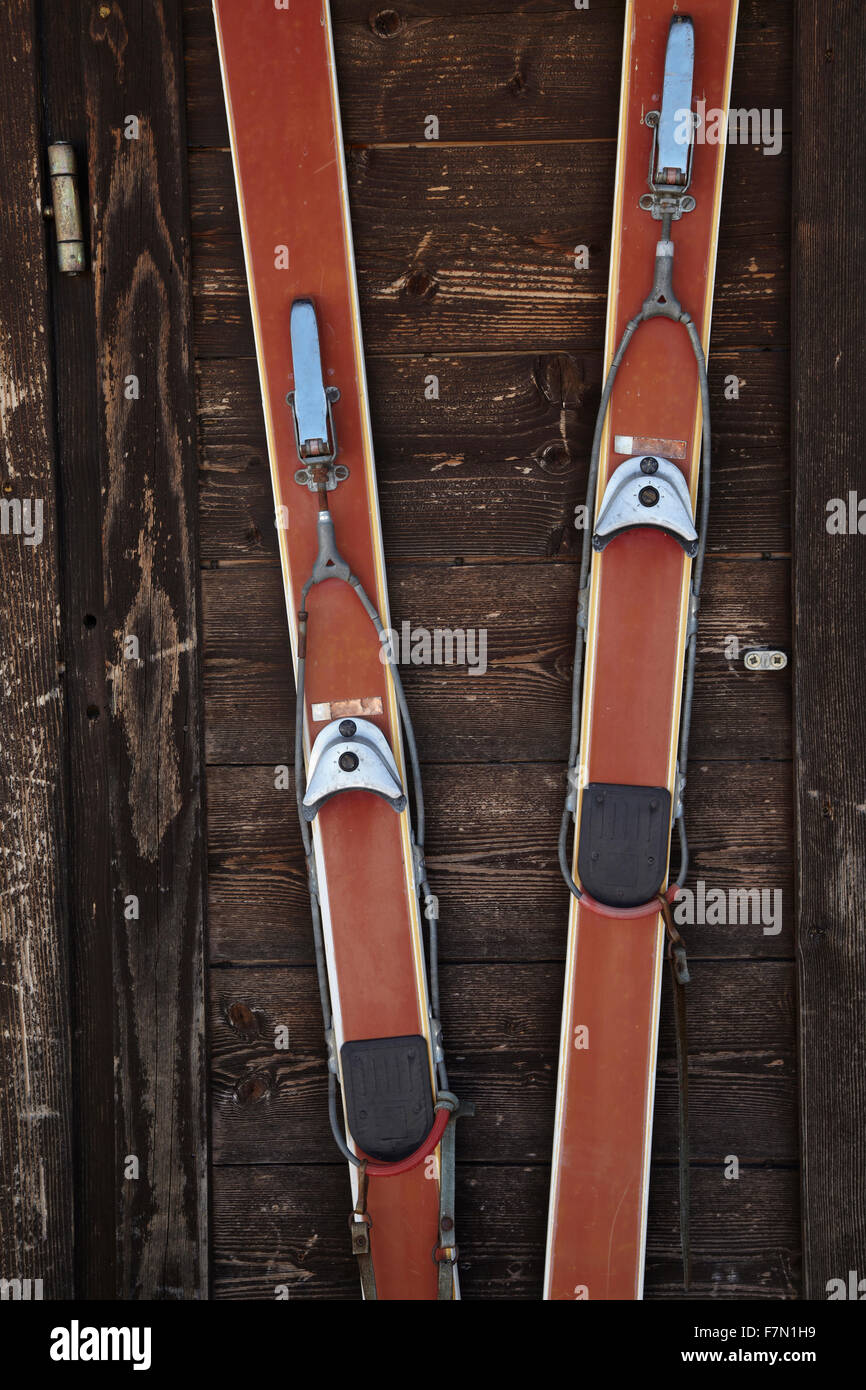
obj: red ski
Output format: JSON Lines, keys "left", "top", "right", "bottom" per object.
{"left": 546, "top": 1, "right": 739, "bottom": 1299}
{"left": 214, "top": 0, "right": 462, "bottom": 1300}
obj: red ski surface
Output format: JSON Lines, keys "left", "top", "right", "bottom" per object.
{"left": 545, "top": 0, "right": 738, "bottom": 1300}
{"left": 214, "top": 0, "right": 442, "bottom": 1299}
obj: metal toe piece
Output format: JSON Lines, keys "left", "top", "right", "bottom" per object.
{"left": 592, "top": 454, "right": 698, "bottom": 557}
{"left": 302, "top": 717, "right": 406, "bottom": 821}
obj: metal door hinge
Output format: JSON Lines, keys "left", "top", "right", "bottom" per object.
{"left": 45, "top": 142, "right": 85, "bottom": 274}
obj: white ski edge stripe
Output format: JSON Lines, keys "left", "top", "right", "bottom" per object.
{"left": 213, "top": 1, "right": 443, "bottom": 1237}
{"left": 636, "top": 916, "right": 665, "bottom": 1299}
{"left": 544, "top": 0, "right": 739, "bottom": 1301}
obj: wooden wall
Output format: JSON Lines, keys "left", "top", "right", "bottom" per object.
{"left": 186, "top": 0, "right": 798, "bottom": 1298}
{"left": 792, "top": 0, "right": 866, "bottom": 1301}
{"left": 0, "top": 0, "right": 208, "bottom": 1299}
{"left": 0, "top": 0, "right": 74, "bottom": 1300}
{"left": 10, "top": 0, "right": 866, "bottom": 1308}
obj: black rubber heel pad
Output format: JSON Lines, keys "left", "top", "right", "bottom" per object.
{"left": 340, "top": 1034, "right": 434, "bottom": 1162}
{"left": 577, "top": 783, "right": 671, "bottom": 909}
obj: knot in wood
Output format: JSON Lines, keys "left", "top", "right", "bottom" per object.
{"left": 370, "top": 9, "right": 403, "bottom": 38}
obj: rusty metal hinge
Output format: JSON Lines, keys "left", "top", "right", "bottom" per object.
{"left": 45, "top": 142, "right": 85, "bottom": 274}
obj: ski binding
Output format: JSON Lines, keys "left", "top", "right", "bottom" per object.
{"left": 592, "top": 454, "right": 698, "bottom": 556}
{"left": 287, "top": 298, "right": 348, "bottom": 490}
{"left": 639, "top": 15, "right": 698, "bottom": 220}
{"left": 302, "top": 717, "right": 407, "bottom": 820}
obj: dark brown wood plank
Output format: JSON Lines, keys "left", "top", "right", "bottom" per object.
{"left": 209, "top": 962, "right": 796, "bottom": 1167}
{"left": 644, "top": 1165, "right": 800, "bottom": 1301}
{"left": 212, "top": 1162, "right": 798, "bottom": 1301}
{"left": 0, "top": 0, "right": 74, "bottom": 1300}
{"left": 191, "top": 138, "right": 789, "bottom": 358}
{"left": 197, "top": 347, "right": 789, "bottom": 564}
{"left": 79, "top": 0, "right": 209, "bottom": 1299}
{"left": 201, "top": 557, "right": 791, "bottom": 765}
{"left": 792, "top": 0, "right": 866, "bottom": 1301}
{"left": 184, "top": 0, "right": 792, "bottom": 150}
{"left": 206, "top": 760, "right": 793, "bottom": 964}
{"left": 188, "top": 136, "right": 789, "bottom": 249}
{"left": 39, "top": 0, "right": 118, "bottom": 1303}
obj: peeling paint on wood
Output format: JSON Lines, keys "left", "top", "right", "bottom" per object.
{"left": 0, "top": 0, "right": 74, "bottom": 1300}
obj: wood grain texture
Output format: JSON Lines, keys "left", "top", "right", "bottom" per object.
{"left": 205, "top": 760, "right": 794, "bottom": 964}
{"left": 211, "top": 1162, "right": 799, "bottom": 1300}
{"left": 183, "top": 0, "right": 791, "bottom": 149}
{"left": 81, "top": 0, "right": 209, "bottom": 1298}
{"left": 792, "top": 0, "right": 866, "bottom": 1300}
{"left": 200, "top": 557, "right": 792, "bottom": 765}
{"left": 39, "top": 0, "right": 118, "bottom": 1301}
{"left": 209, "top": 962, "right": 796, "bottom": 1168}
{"left": 196, "top": 348, "right": 790, "bottom": 564}
{"left": 0, "top": 0, "right": 74, "bottom": 1299}
{"left": 190, "top": 139, "right": 789, "bottom": 358}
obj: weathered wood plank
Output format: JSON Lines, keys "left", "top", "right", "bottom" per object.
{"left": 184, "top": 0, "right": 792, "bottom": 150}
{"left": 644, "top": 1165, "right": 800, "bottom": 1301}
{"left": 206, "top": 760, "right": 793, "bottom": 963}
{"left": 792, "top": 0, "right": 866, "bottom": 1301}
{"left": 209, "top": 963, "right": 796, "bottom": 1167}
{"left": 200, "top": 557, "right": 791, "bottom": 764}
{"left": 0, "top": 0, "right": 74, "bottom": 1300}
{"left": 188, "top": 136, "right": 790, "bottom": 247}
{"left": 196, "top": 348, "right": 789, "bottom": 563}
{"left": 81, "top": 0, "right": 208, "bottom": 1298}
{"left": 190, "top": 139, "right": 788, "bottom": 358}
{"left": 211, "top": 1162, "right": 799, "bottom": 1300}
{"left": 39, "top": 0, "right": 119, "bottom": 1303}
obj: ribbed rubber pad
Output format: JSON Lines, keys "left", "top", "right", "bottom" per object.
{"left": 340, "top": 1034, "right": 434, "bottom": 1162}
{"left": 577, "top": 783, "right": 671, "bottom": 908}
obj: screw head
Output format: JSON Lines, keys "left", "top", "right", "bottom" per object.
{"left": 639, "top": 486, "right": 660, "bottom": 507}
{"left": 338, "top": 719, "right": 357, "bottom": 737}
{"left": 640, "top": 456, "right": 659, "bottom": 474}
{"left": 339, "top": 751, "right": 359, "bottom": 772}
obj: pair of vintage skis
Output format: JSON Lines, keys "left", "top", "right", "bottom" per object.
{"left": 215, "top": 0, "right": 738, "bottom": 1300}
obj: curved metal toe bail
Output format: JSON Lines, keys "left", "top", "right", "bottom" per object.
{"left": 302, "top": 717, "right": 407, "bottom": 821}
{"left": 592, "top": 454, "right": 698, "bottom": 557}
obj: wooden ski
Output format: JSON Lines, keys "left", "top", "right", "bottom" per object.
{"left": 545, "top": 1, "right": 739, "bottom": 1300}
{"left": 213, "top": 0, "right": 461, "bottom": 1301}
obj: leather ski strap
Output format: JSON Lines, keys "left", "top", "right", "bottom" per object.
{"left": 657, "top": 894, "right": 691, "bottom": 1291}
{"left": 434, "top": 1112, "right": 459, "bottom": 1299}
{"left": 349, "top": 1162, "right": 378, "bottom": 1301}
{"left": 350, "top": 1103, "right": 470, "bottom": 1301}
